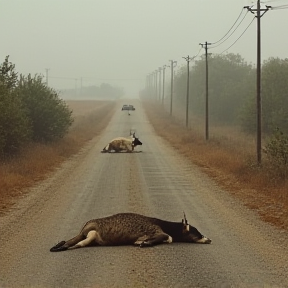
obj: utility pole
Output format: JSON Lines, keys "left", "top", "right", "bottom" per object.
{"left": 155, "top": 69, "right": 158, "bottom": 101}
{"left": 182, "top": 55, "right": 193, "bottom": 128}
{"left": 158, "top": 67, "right": 162, "bottom": 102}
{"left": 162, "top": 65, "right": 168, "bottom": 105}
{"left": 150, "top": 73, "right": 153, "bottom": 99}
{"left": 245, "top": 1, "right": 271, "bottom": 164}
{"left": 45, "top": 68, "right": 50, "bottom": 85}
{"left": 149, "top": 73, "right": 152, "bottom": 99}
{"left": 146, "top": 74, "right": 150, "bottom": 98}
{"left": 169, "top": 60, "right": 177, "bottom": 116}
{"left": 200, "top": 41, "right": 211, "bottom": 140}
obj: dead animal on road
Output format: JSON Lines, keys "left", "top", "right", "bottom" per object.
{"left": 101, "top": 133, "right": 142, "bottom": 153}
{"left": 50, "top": 212, "right": 211, "bottom": 252}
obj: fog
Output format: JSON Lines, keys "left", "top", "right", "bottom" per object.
{"left": 1, "top": 0, "right": 287, "bottom": 98}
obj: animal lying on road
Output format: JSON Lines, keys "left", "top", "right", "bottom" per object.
{"left": 50, "top": 212, "right": 211, "bottom": 252}
{"left": 102, "top": 133, "right": 142, "bottom": 153}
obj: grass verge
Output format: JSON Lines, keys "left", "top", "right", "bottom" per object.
{"left": 143, "top": 101, "right": 288, "bottom": 231}
{"left": 0, "top": 100, "right": 116, "bottom": 215}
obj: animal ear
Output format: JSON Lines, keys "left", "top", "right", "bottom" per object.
{"left": 182, "top": 212, "right": 190, "bottom": 232}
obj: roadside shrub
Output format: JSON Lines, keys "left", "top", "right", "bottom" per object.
{"left": 18, "top": 74, "right": 73, "bottom": 143}
{"left": 0, "top": 57, "right": 32, "bottom": 156}
{"left": 241, "top": 58, "right": 288, "bottom": 135}
{"left": 264, "top": 128, "right": 288, "bottom": 179}
{"left": 0, "top": 88, "right": 32, "bottom": 156}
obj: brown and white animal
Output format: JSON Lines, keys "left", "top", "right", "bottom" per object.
{"left": 50, "top": 212, "right": 211, "bottom": 252}
{"left": 102, "top": 133, "right": 142, "bottom": 153}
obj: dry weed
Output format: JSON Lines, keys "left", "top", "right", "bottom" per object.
{"left": 0, "top": 101, "right": 116, "bottom": 215}
{"left": 143, "top": 101, "right": 288, "bottom": 231}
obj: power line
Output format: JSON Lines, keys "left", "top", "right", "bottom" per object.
{"left": 210, "top": 10, "right": 249, "bottom": 49}
{"left": 271, "top": 4, "right": 288, "bottom": 9}
{"left": 220, "top": 17, "right": 255, "bottom": 55}
{"left": 211, "top": 8, "right": 246, "bottom": 45}
{"left": 193, "top": 46, "right": 204, "bottom": 58}
{"left": 263, "top": 0, "right": 288, "bottom": 3}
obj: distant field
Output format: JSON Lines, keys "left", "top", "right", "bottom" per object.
{"left": 67, "top": 100, "right": 110, "bottom": 116}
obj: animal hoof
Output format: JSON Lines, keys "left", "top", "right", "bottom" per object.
{"left": 139, "top": 241, "right": 152, "bottom": 248}
{"left": 196, "top": 236, "right": 212, "bottom": 244}
{"left": 50, "top": 241, "right": 66, "bottom": 252}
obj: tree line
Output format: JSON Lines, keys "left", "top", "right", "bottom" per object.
{"left": 171, "top": 53, "right": 288, "bottom": 135}
{"left": 61, "top": 82, "right": 124, "bottom": 100}
{"left": 0, "top": 56, "right": 73, "bottom": 157}
{"left": 140, "top": 53, "right": 288, "bottom": 176}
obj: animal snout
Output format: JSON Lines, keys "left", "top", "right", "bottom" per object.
{"left": 196, "top": 236, "right": 212, "bottom": 244}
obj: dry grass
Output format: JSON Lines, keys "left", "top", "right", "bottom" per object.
{"left": 0, "top": 100, "right": 116, "bottom": 215}
{"left": 143, "top": 101, "right": 288, "bottom": 231}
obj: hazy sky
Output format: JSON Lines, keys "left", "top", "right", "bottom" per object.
{"left": 1, "top": 0, "right": 288, "bottom": 98}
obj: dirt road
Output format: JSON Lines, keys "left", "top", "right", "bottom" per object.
{"left": 0, "top": 100, "right": 287, "bottom": 288}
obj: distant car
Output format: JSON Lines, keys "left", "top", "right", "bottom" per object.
{"left": 121, "top": 105, "right": 135, "bottom": 111}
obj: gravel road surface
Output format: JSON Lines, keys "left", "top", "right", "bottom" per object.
{"left": 0, "top": 100, "right": 287, "bottom": 288}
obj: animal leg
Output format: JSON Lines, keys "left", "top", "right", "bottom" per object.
{"left": 50, "top": 240, "right": 66, "bottom": 252}
{"left": 135, "top": 233, "right": 172, "bottom": 248}
{"left": 68, "top": 230, "right": 98, "bottom": 250}
{"left": 50, "top": 233, "right": 85, "bottom": 252}
{"left": 134, "top": 235, "right": 149, "bottom": 245}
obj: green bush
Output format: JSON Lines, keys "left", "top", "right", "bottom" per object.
{"left": 264, "top": 128, "right": 288, "bottom": 179}
{"left": 18, "top": 74, "right": 73, "bottom": 143}
{"left": 0, "top": 56, "right": 74, "bottom": 157}
{"left": 241, "top": 58, "right": 288, "bottom": 135}
{"left": 0, "top": 88, "right": 32, "bottom": 155}
{"left": 0, "top": 57, "right": 32, "bottom": 156}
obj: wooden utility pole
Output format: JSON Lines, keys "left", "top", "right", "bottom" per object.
{"left": 45, "top": 68, "right": 50, "bottom": 85}
{"left": 200, "top": 41, "right": 211, "bottom": 140}
{"left": 256, "top": 1, "right": 262, "bottom": 164}
{"left": 158, "top": 67, "right": 162, "bottom": 102}
{"left": 245, "top": 1, "right": 271, "bottom": 164}
{"left": 162, "top": 65, "right": 167, "bottom": 105}
{"left": 169, "top": 60, "right": 177, "bottom": 116}
{"left": 155, "top": 69, "right": 158, "bottom": 101}
{"left": 182, "top": 56, "right": 192, "bottom": 128}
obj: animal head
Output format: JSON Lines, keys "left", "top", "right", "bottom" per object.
{"left": 181, "top": 212, "right": 211, "bottom": 244}
{"left": 131, "top": 132, "right": 142, "bottom": 147}
{"left": 132, "top": 136, "right": 142, "bottom": 147}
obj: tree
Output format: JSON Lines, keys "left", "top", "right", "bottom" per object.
{"left": 241, "top": 57, "right": 288, "bottom": 134}
{"left": 18, "top": 74, "right": 73, "bottom": 143}
{"left": 0, "top": 57, "right": 31, "bottom": 155}
{"left": 0, "top": 56, "right": 18, "bottom": 90}
{"left": 262, "top": 57, "right": 288, "bottom": 134}
{"left": 173, "top": 53, "right": 254, "bottom": 125}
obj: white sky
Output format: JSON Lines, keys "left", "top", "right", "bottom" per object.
{"left": 1, "top": 0, "right": 288, "bottom": 98}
